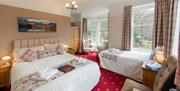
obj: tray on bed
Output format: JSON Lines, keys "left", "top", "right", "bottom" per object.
{"left": 58, "top": 65, "right": 75, "bottom": 73}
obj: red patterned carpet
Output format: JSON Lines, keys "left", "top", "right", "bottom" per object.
{"left": 76, "top": 51, "right": 126, "bottom": 91}
{"left": 0, "top": 51, "right": 126, "bottom": 91}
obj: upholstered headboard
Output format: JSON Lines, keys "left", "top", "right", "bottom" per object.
{"left": 13, "top": 37, "right": 62, "bottom": 50}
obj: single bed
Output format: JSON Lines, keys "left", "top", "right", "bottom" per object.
{"left": 98, "top": 49, "right": 152, "bottom": 81}
{"left": 11, "top": 37, "right": 100, "bottom": 91}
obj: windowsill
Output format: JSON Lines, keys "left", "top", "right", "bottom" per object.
{"left": 132, "top": 48, "right": 152, "bottom": 53}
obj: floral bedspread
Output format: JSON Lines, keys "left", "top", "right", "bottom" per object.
{"left": 12, "top": 60, "right": 87, "bottom": 91}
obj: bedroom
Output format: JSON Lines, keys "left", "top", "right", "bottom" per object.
{"left": 0, "top": 0, "right": 179, "bottom": 91}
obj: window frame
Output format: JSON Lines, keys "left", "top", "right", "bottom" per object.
{"left": 87, "top": 18, "right": 108, "bottom": 45}
{"left": 131, "top": 3, "right": 155, "bottom": 52}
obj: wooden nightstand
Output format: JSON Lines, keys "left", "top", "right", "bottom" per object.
{"left": 142, "top": 63, "right": 159, "bottom": 89}
{"left": 66, "top": 50, "right": 75, "bottom": 55}
{"left": 0, "top": 63, "right": 11, "bottom": 88}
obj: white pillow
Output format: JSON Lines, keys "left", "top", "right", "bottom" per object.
{"left": 44, "top": 44, "right": 65, "bottom": 54}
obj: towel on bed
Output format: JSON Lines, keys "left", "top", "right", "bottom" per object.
{"left": 36, "top": 67, "right": 58, "bottom": 80}
{"left": 108, "top": 48, "right": 122, "bottom": 54}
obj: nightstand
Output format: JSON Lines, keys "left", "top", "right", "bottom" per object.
{"left": 66, "top": 50, "right": 75, "bottom": 55}
{"left": 0, "top": 63, "right": 11, "bottom": 88}
{"left": 142, "top": 63, "right": 159, "bottom": 89}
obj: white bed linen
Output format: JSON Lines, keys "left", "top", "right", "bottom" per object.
{"left": 11, "top": 53, "right": 100, "bottom": 91}
{"left": 99, "top": 50, "right": 151, "bottom": 81}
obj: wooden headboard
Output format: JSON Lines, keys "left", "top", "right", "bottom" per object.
{"left": 13, "top": 37, "right": 62, "bottom": 50}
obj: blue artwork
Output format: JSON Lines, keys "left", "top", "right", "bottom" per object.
{"left": 18, "top": 17, "right": 56, "bottom": 32}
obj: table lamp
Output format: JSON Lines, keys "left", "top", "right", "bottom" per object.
{"left": 2, "top": 56, "right": 11, "bottom": 65}
{"left": 154, "top": 51, "right": 165, "bottom": 64}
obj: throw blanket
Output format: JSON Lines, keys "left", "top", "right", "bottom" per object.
{"left": 108, "top": 48, "right": 122, "bottom": 54}
{"left": 12, "top": 59, "right": 88, "bottom": 91}
{"left": 102, "top": 48, "right": 123, "bottom": 61}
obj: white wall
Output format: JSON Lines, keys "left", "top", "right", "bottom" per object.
{"left": 0, "top": 0, "right": 70, "bottom": 17}
{"left": 108, "top": 0, "right": 154, "bottom": 49}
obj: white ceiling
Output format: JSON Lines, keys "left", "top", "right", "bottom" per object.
{"left": 0, "top": 0, "right": 71, "bottom": 16}
{"left": 53, "top": 0, "right": 154, "bottom": 18}
{"left": 1, "top": 0, "right": 154, "bottom": 18}
{"left": 53, "top": 0, "right": 124, "bottom": 18}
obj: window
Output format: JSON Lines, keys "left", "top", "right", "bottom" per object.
{"left": 87, "top": 20, "right": 97, "bottom": 42}
{"left": 172, "top": 1, "right": 180, "bottom": 58}
{"left": 132, "top": 4, "right": 155, "bottom": 52}
{"left": 87, "top": 19, "right": 108, "bottom": 45}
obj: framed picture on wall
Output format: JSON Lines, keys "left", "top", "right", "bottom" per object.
{"left": 17, "top": 17, "right": 56, "bottom": 32}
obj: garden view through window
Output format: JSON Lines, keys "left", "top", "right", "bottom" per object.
{"left": 87, "top": 19, "right": 108, "bottom": 46}
{"left": 132, "top": 4, "right": 154, "bottom": 51}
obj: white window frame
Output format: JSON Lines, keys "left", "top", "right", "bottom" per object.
{"left": 131, "top": 3, "right": 155, "bottom": 52}
{"left": 87, "top": 18, "right": 108, "bottom": 45}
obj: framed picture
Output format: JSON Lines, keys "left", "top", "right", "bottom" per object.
{"left": 17, "top": 17, "right": 56, "bottom": 32}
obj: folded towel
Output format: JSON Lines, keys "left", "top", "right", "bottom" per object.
{"left": 75, "top": 57, "right": 87, "bottom": 64}
{"left": 145, "top": 63, "right": 161, "bottom": 71}
{"left": 36, "top": 67, "right": 58, "bottom": 80}
{"left": 30, "top": 74, "right": 48, "bottom": 81}
{"left": 108, "top": 48, "right": 121, "bottom": 54}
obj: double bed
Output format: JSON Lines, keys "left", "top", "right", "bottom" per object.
{"left": 99, "top": 49, "right": 152, "bottom": 81}
{"left": 11, "top": 37, "right": 100, "bottom": 91}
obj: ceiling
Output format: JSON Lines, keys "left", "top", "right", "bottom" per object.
{"left": 53, "top": 0, "right": 127, "bottom": 18}
{"left": 53, "top": 0, "right": 154, "bottom": 18}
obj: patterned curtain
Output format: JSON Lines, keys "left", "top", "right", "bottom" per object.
{"left": 122, "top": 5, "right": 132, "bottom": 51}
{"left": 152, "top": 0, "right": 178, "bottom": 58}
{"left": 79, "top": 18, "right": 88, "bottom": 53}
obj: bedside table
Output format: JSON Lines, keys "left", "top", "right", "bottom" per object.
{"left": 142, "top": 63, "right": 159, "bottom": 89}
{"left": 66, "top": 50, "right": 75, "bottom": 55}
{"left": 0, "top": 63, "right": 11, "bottom": 88}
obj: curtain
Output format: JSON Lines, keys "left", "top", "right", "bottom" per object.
{"left": 79, "top": 18, "right": 88, "bottom": 53}
{"left": 122, "top": 5, "right": 132, "bottom": 51}
{"left": 152, "top": 0, "right": 178, "bottom": 58}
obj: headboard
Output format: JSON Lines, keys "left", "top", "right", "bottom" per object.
{"left": 13, "top": 37, "right": 62, "bottom": 50}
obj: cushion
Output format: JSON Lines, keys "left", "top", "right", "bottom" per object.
{"left": 45, "top": 44, "right": 65, "bottom": 55}
{"left": 14, "top": 46, "right": 44, "bottom": 62}
{"left": 49, "top": 49, "right": 58, "bottom": 56}
{"left": 37, "top": 50, "right": 51, "bottom": 59}
{"left": 56, "top": 45, "right": 65, "bottom": 55}
{"left": 20, "top": 49, "right": 37, "bottom": 62}
{"left": 122, "top": 79, "right": 151, "bottom": 91}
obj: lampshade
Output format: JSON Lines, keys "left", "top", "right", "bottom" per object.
{"left": 154, "top": 51, "right": 165, "bottom": 64}
{"left": 74, "top": 4, "right": 78, "bottom": 8}
{"left": 2, "top": 56, "right": 11, "bottom": 61}
{"left": 65, "top": 3, "right": 70, "bottom": 8}
{"left": 72, "top": 0, "right": 76, "bottom": 5}
{"left": 64, "top": 44, "right": 68, "bottom": 48}
{"left": 1, "top": 56, "right": 11, "bottom": 65}
{"left": 65, "top": 0, "right": 78, "bottom": 10}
